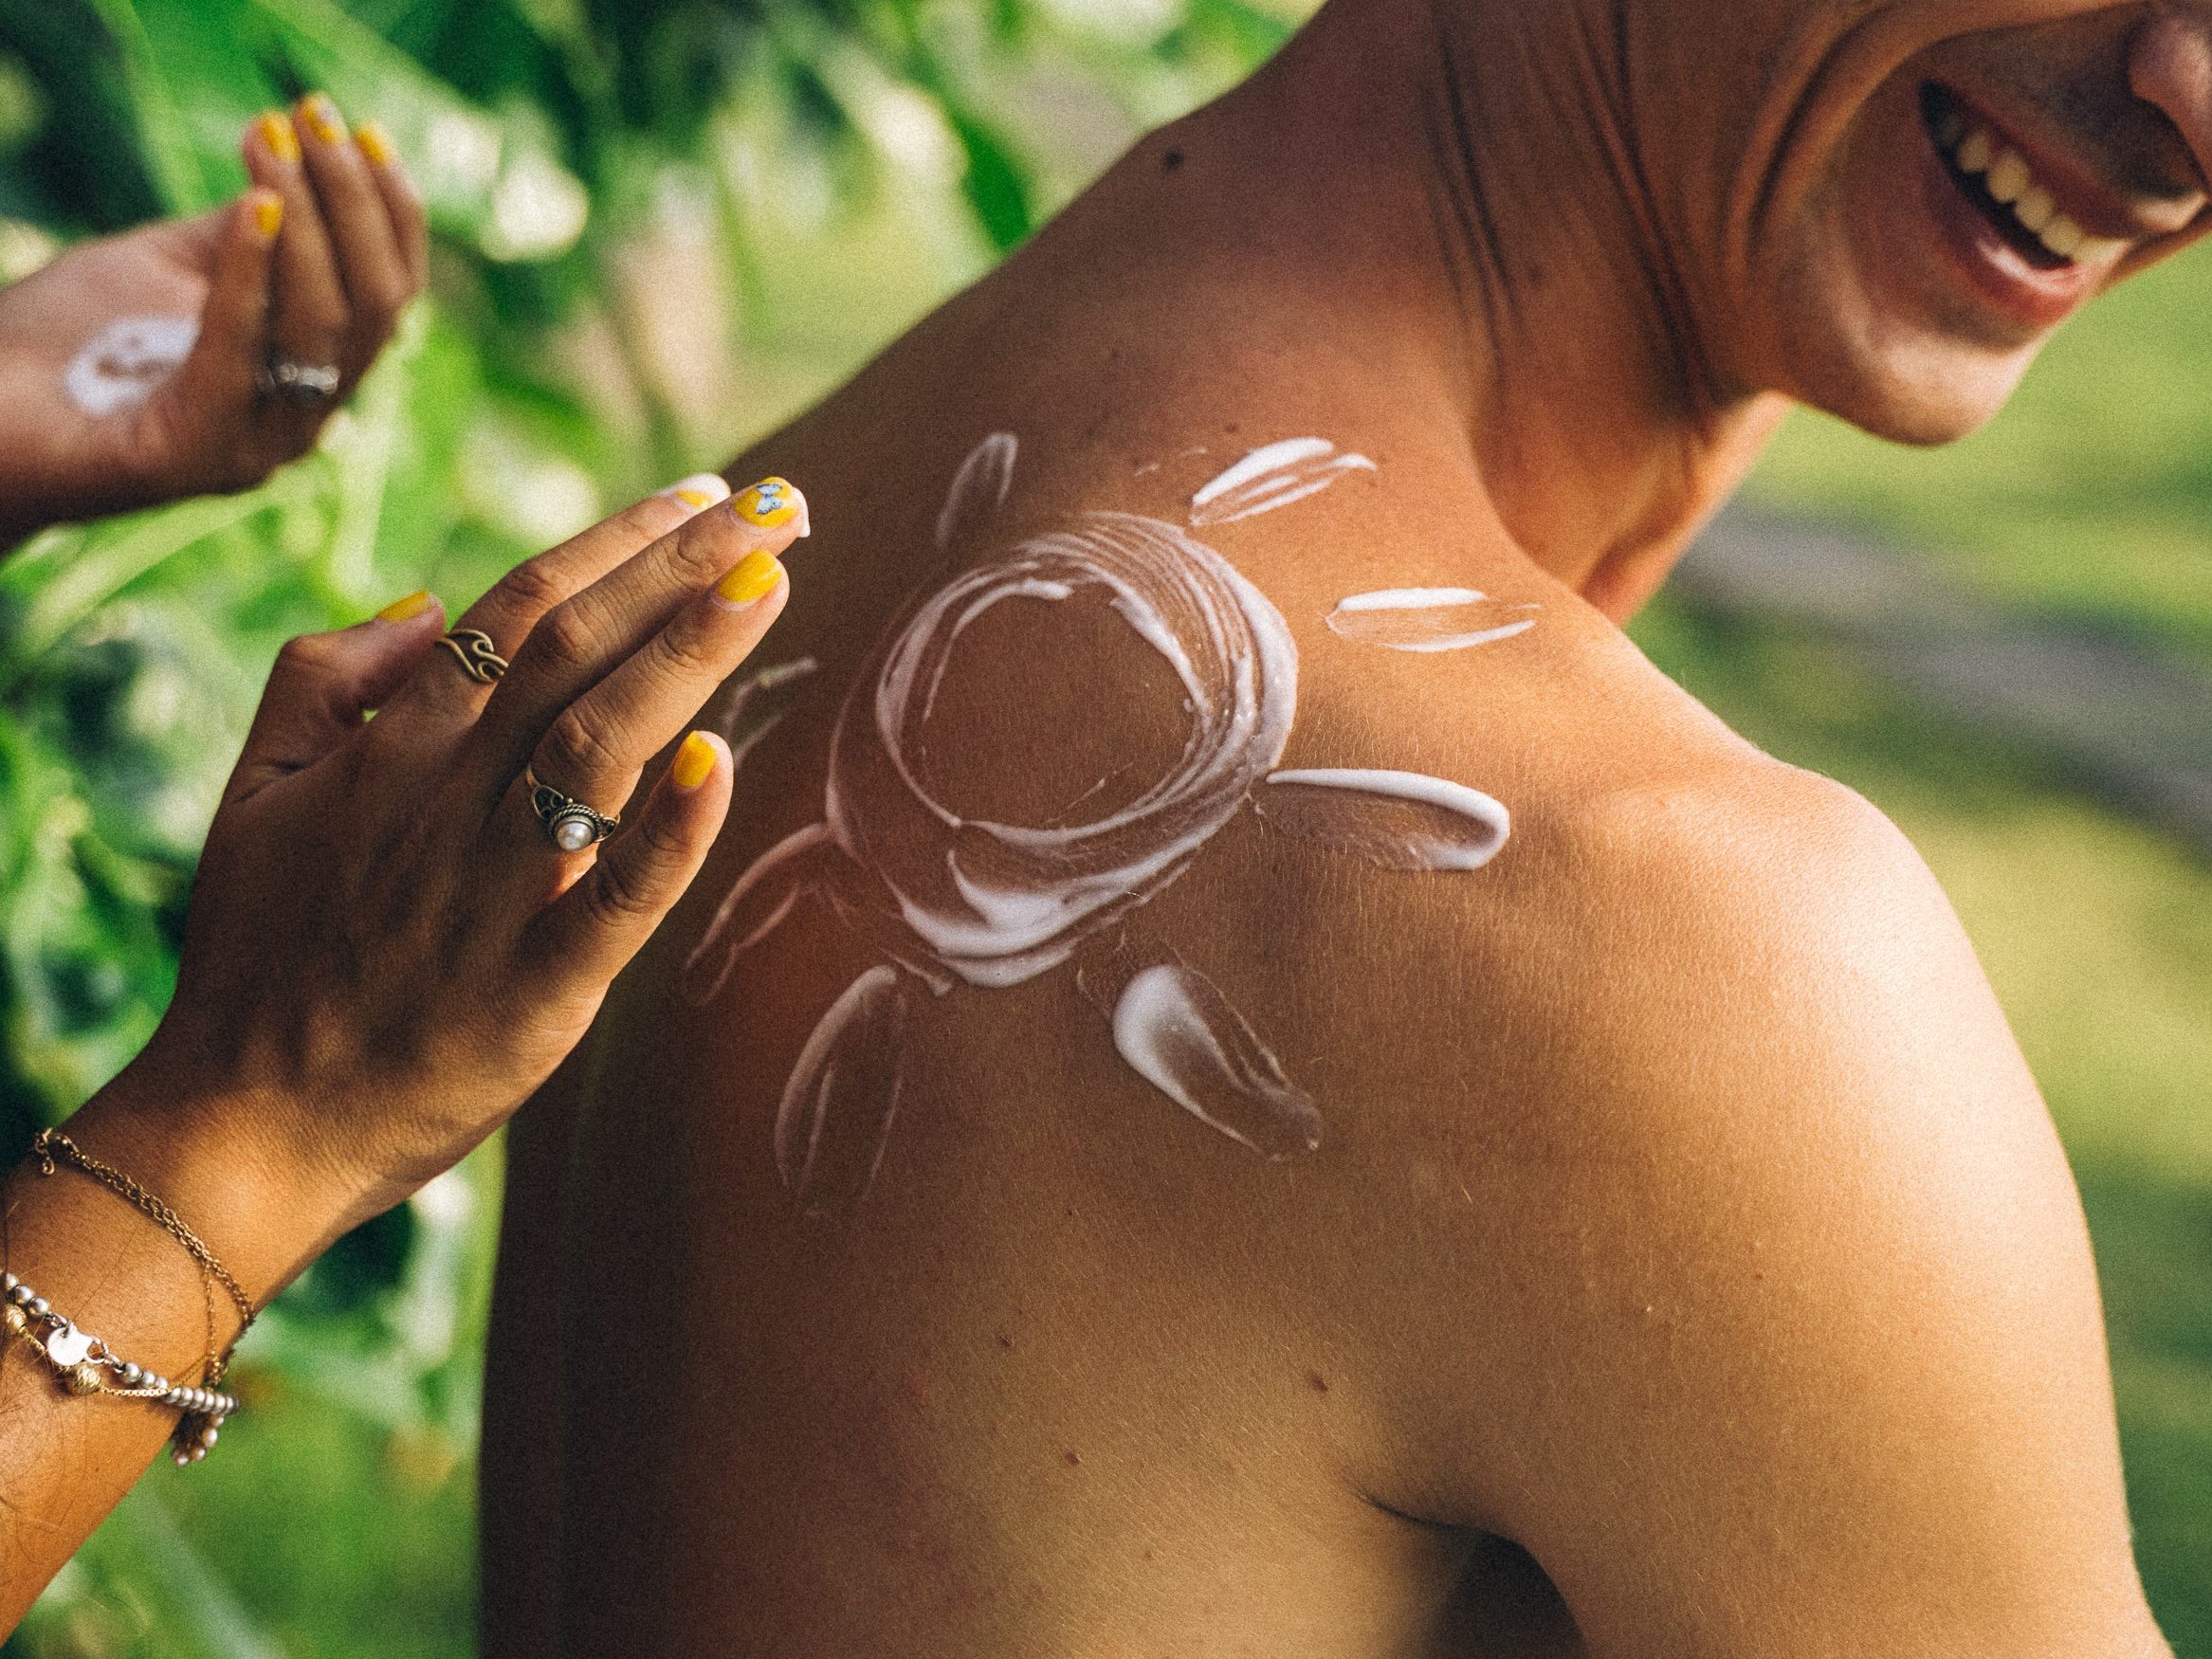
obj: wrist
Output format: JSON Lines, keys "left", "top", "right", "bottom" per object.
{"left": 62, "top": 1052, "right": 376, "bottom": 1313}
{"left": 0, "top": 433, "right": 162, "bottom": 545}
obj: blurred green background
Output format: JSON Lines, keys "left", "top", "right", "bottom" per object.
{"left": 0, "top": 1, "right": 2203, "bottom": 1652}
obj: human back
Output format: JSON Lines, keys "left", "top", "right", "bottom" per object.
{"left": 480, "top": 7, "right": 2167, "bottom": 1653}
{"left": 480, "top": 143, "right": 1659, "bottom": 1659}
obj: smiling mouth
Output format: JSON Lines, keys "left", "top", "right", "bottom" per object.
{"left": 1918, "top": 82, "right": 2128, "bottom": 271}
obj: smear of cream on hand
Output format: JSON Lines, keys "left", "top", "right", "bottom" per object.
{"left": 1189, "top": 438, "right": 1375, "bottom": 526}
{"left": 1109, "top": 962, "right": 1321, "bottom": 1159}
{"left": 1326, "top": 588, "right": 1539, "bottom": 652}
{"left": 775, "top": 965, "right": 908, "bottom": 1218}
{"left": 64, "top": 317, "right": 198, "bottom": 417}
{"left": 1255, "top": 768, "right": 1510, "bottom": 872}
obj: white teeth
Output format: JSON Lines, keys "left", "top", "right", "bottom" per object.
{"left": 1937, "top": 115, "right": 2130, "bottom": 265}
{"left": 2039, "top": 213, "right": 2086, "bottom": 259}
{"left": 1986, "top": 149, "right": 2030, "bottom": 204}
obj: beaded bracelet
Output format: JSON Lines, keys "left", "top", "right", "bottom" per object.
{"left": 2, "top": 1270, "right": 235, "bottom": 1465}
{"left": 21, "top": 1127, "right": 255, "bottom": 1467}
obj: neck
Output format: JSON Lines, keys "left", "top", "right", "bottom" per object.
{"left": 1181, "top": 0, "right": 1790, "bottom": 618}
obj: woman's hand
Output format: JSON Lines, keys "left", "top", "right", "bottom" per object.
{"left": 0, "top": 477, "right": 796, "bottom": 1623}
{"left": 0, "top": 96, "right": 426, "bottom": 545}
{"left": 114, "top": 473, "right": 799, "bottom": 1286}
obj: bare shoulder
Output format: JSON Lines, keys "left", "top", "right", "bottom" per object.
{"left": 1278, "top": 699, "right": 2164, "bottom": 1650}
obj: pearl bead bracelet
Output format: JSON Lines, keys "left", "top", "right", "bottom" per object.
{"left": 2, "top": 1270, "right": 235, "bottom": 1465}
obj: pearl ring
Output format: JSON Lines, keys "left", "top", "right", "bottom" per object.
{"left": 525, "top": 767, "right": 620, "bottom": 852}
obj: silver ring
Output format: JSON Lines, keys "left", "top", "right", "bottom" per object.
{"left": 524, "top": 767, "right": 619, "bottom": 852}
{"left": 258, "top": 354, "right": 341, "bottom": 406}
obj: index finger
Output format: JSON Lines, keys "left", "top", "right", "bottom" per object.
{"left": 375, "top": 473, "right": 732, "bottom": 727}
{"left": 292, "top": 97, "right": 413, "bottom": 371}
{"left": 354, "top": 122, "right": 430, "bottom": 292}
{"left": 458, "top": 477, "right": 807, "bottom": 792}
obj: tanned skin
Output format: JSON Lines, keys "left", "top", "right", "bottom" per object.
{"left": 484, "top": 1, "right": 2212, "bottom": 1652}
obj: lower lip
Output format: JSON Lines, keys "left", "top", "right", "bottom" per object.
{"left": 1910, "top": 111, "right": 2097, "bottom": 331}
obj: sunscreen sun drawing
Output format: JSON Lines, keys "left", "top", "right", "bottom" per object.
{"left": 683, "top": 434, "right": 1526, "bottom": 1217}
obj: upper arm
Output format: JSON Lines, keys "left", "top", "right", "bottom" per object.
{"left": 1364, "top": 774, "right": 2164, "bottom": 1656}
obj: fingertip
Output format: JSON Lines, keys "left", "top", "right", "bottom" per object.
{"left": 712, "top": 549, "right": 787, "bottom": 611}
{"left": 355, "top": 120, "right": 397, "bottom": 171}
{"left": 730, "top": 477, "right": 810, "bottom": 540}
{"left": 671, "top": 730, "right": 725, "bottom": 793}
{"left": 660, "top": 473, "right": 733, "bottom": 515}
{"left": 250, "top": 109, "right": 302, "bottom": 167}
{"left": 247, "top": 188, "right": 284, "bottom": 245}
{"left": 298, "top": 92, "right": 349, "bottom": 149}
{"left": 373, "top": 588, "right": 442, "bottom": 626}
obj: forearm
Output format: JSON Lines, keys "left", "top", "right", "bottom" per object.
{"left": 0, "top": 470, "right": 783, "bottom": 1629}
{"left": 0, "top": 1061, "right": 355, "bottom": 1628}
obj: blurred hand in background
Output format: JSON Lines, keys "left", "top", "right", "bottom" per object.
{"left": 0, "top": 95, "right": 425, "bottom": 547}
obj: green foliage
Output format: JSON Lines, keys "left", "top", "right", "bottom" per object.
{"left": 1749, "top": 246, "right": 2212, "bottom": 676}
{"left": 0, "top": 1, "right": 1308, "bottom": 1651}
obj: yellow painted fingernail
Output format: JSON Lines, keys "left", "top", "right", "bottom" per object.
{"left": 251, "top": 191, "right": 284, "bottom": 241}
{"left": 375, "top": 589, "right": 434, "bottom": 622}
{"left": 257, "top": 111, "right": 301, "bottom": 165}
{"left": 732, "top": 476, "right": 808, "bottom": 536}
{"left": 715, "top": 550, "right": 783, "bottom": 609}
{"left": 662, "top": 472, "right": 730, "bottom": 513}
{"left": 354, "top": 120, "right": 394, "bottom": 169}
{"left": 672, "top": 731, "right": 717, "bottom": 791}
{"left": 300, "top": 93, "right": 347, "bottom": 147}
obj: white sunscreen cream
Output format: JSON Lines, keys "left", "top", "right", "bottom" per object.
{"left": 1256, "top": 769, "right": 1511, "bottom": 872}
{"left": 64, "top": 317, "right": 198, "bottom": 417}
{"left": 847, "top": 509, "right": 1299, "bottom": 988}
{"left": 686, "top": 435, "right": 1301, "bottom": 1000}
{"left": 689, "top": 430, "right": 1517, "bottom": 1205}
{"left": 686, "top": 823, "right": 835, "bottom": 1007}
{"left": 937, "top": 430, "right": 1018, "bottom": 552}
{"left": 1189, "top": 438, "right": 1375, "bottom": 525}
{"left": 718, "top": 656, "right": 819, "bottom": 771}
{"left": 1110, "top": 962, "right": 1322, "bottom": 1159}
{"left": 1326, "top": 588, "right": 1539, "bottom": 652}
{"left": 775, "top": 965, "right": 907, "bottom": 1218}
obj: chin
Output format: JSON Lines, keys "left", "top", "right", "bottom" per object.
{"left": 1751, "top": 167, "right": 2055, "bottom": 447}
{"left": 1729, "top": 37, "right": 2179, "bottom": 449}
{"left": 1780, "top": 300, "right": 2045, "bottom": 447}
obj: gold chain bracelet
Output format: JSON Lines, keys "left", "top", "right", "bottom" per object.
{"left": 24, "top": 1126, "right": 258, "bottom": 1463}
{"left": 29, "top": 1129, "right": 256, "bottom": 1339}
